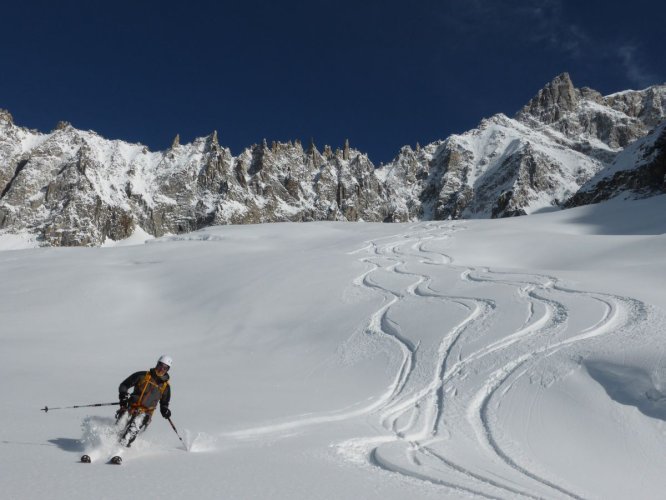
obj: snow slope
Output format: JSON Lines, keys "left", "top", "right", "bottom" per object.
{"left": 1, "top": 195, "right": 666, "bottom": 499}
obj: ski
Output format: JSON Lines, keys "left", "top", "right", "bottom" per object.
{"left": 79, "top": 451, "right": 124, "bottom": 464}
{"left": 80, "top": 454, "right": 122, "bottom": 464}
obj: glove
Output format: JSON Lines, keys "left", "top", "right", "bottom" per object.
{"left": 160, "top": 406, "right": 171, "bottom": 419}
{"left": 119, "top": 393, "right": 129, "bottom": 409}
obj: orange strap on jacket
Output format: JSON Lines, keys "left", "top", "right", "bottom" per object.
{"left": 130, "top": 372, "right": 169, "bottom": 414}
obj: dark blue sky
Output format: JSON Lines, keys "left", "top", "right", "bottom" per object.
{"left": 2, "top": 0, "right": 663, "bottom": 163}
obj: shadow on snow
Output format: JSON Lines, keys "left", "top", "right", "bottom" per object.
{"left": 585, "top": 360, "right": 666, "bottom": 421}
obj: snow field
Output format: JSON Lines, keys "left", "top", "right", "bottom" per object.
{"left": 1, "top": 195, "right": 666, "bottom": 499}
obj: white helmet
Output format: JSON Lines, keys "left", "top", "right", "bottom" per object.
{"left": 157, "top": 354, "right": 173, "bottom": 368}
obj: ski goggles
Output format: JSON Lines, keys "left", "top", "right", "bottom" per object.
{"left": 156, "top": 362, "right": 170, "bottom": 372}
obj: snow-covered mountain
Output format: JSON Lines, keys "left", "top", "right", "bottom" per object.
{"left": 384, "top": 73, "right": 665, "bottom": 220}
{"left": 1, "top": 73, "right": 664, "bottom": 246}
{"left": 567, "top": 120, "right": 666, "bottom": 206}
{"left": 0, "top": 116, "right": 389, "bottom": 246}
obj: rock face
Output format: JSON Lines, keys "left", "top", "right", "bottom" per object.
{"left": 518, "top": 72, "right": 580, "bottom": 124}
{"left": 389, "top": 112, "right": 603, "bottom": 220}
{"left": 517, "top": 73, "right": 664, "bottom": 149}
{"left": 0, "top": 125, "right": 392, "bottom": 245}
{"left": 0, "top": 74, "right": 665, "bottom": 246}
{"left": 566, "top": 122, "right": 666, "bottom": 206}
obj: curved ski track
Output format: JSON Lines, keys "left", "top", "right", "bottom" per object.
{"left": 221, "top": 222, "right": 652, "bottom": 499}
{"left": 341, "top": 222, "right": 650, "bottom": 499}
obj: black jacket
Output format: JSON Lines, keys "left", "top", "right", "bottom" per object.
{"left": 119, "top": 368, "right": 171, "bottom": 412}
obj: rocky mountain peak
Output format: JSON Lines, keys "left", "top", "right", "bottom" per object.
{"left": 604, "top": 85, "right": 666, "bottom": 129}
{"left": 0, "top": 109, "right": 13, "bottom": 126}
{"left": 0, "top": 74, "right": 664, "bottom": 246}
{"left": 55, "top": 120, "right": 72, "bottom": 131}
{"left": 515, "top": 75, "right": 665, "bottom": 151}
{"left": 567, "top": 122, "right": 666, "bottom": 207}
{"left": 517, "top": 72, "right": 579, "bottom": 124}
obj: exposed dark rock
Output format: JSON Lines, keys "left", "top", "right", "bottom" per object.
{"left": 0, "top": 109, "right": 13, "bottom": 125}
{"left": 567, "top": 125, "right": 666, "bottom": 206}
{"left": 518, "top": 73, "right": 579, "bottom": 124}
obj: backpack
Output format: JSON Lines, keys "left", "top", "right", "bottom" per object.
{"left": 131, "top": 371, "right": 169, "bottom": 414}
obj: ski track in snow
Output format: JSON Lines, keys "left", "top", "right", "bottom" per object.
{"left": 339, "top": 222, "right": 650, "bottom": 499}
{"left": 219, "top": 222, "right": 652, "bottom": 499}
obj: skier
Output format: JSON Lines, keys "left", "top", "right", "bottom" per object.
{"left": 116, "top": 355, "right": 173, "bottom": 447}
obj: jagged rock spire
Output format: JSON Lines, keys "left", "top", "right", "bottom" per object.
{"left": 0, "top": 109, "right": 13, "bottom": 125}
{"left": 203, "top": 130, "right": 220, "bottom": 153}
{"left": 0, "top": 74, "right": 663, "bottom": 246}
{"left": 518, "top": 72, "right": 579, "bottom": 124}
{"left": 171, "top": 134, "right": 180, "bottom": 148}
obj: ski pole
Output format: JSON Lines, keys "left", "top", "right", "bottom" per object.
{"left": 167, "top": 417, "right": 186, "bottom": 449}
{"left": 41, "top": 402, "right": 120, "bottom": 413}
